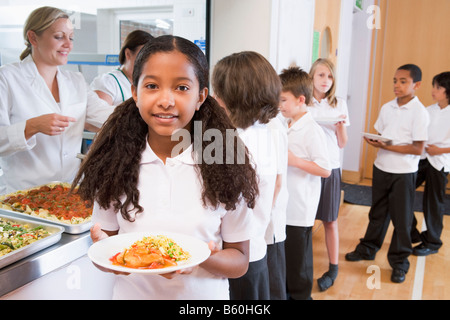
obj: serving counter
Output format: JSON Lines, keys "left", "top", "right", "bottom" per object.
{"left": 0, "top": 182, "right": 116, "bottom": 299}
{"left": 0, "top": 231, "right": 91, "bottom": 297}
{"left": 1, "top": 231, "right": 116, "bottom": 300}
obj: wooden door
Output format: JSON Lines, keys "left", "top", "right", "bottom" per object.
{"left": 313, "top": 0, "right": 341, "bottom": 65}
{"left": 363, "top": 0, "right": 450, "bottom": 183}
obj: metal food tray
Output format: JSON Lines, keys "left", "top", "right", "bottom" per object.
{"left": 0, "top": 207, "right": 92, "bottom": 234}
{"left": 0, "top": 214, "right": 64, "bottom": 269}
{"left": 0, "top": 182, "right": 93, "bottom": 234}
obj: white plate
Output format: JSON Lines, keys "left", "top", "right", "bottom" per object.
{"left": 362, "top": 132, "right": 392, "bottom": 143}
{"left": 87, "top": 231, "right": 211, "bottom": 274}
{"left": 315, "top": 117, "right": 344, "bottom": 125}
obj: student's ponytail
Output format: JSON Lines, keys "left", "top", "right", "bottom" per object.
{"left": 193, "top": 96, "right": 259, "bottom": 210}
{"left": 73, "top": 98, "right": 148, "bottom": 222}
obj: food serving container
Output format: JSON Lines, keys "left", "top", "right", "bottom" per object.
{"left": 0, "top": 182, "right": 93, "bottom": 234}
{"left": 0, "top": 214, "right": 64, "bottom": 269}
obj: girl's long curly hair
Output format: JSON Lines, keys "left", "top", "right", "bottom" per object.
{"left": 72, "top": 36, "right": 259, "bottom": 222}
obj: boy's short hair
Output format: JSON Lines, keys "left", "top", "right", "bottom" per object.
{"left": 432, "top": 71, "right": 450, "bottom": 102}
{"left": 397, "top": 64, "right": 422, "bottom": 83}
{"left": 279, "top": 66, "right": 313, "bottom": 105}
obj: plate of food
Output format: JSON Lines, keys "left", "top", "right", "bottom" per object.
{"left": 362, "top": 132, "right": 392, "bottom": 144}
{"left": 87, "top": 232, "right": 211, "bottom": 274}
{"left": 0, "top": 182, "right": 92, "bottom": 234}
{"left": 315, "top": 117, "right": 345, "bottom": 125}
{"left": 0, "top": 214, "right": 64, "bottom": 269}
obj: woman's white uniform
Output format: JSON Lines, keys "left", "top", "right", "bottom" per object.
{"left": 90, "top": 69, "right": 132, "bottom": 105}
{"left": 0, "top": 56, "right": 113, "bottom": 194}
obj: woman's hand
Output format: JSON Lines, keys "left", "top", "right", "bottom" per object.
{"left": 25, "top": 113, "right": 76, "bottom": 140}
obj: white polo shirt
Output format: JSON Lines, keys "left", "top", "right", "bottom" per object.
{"left": 424, "top": 103, "right": 450, "bottom": 172}
{"left": 93, "top": 142, "right": 253, "bottom": 300}
{"left": 374, "top": 97, "right": 429, "bottom": 174}
{"left": 237, "top": 121, "right": 277, "bottom": 262}
{"left": 286, "top": 112, "right": 330, "bottom": 227}
{"left": 90, "top": 69, "right": 132, "bottom": 105}
{"left": 307, "top": 97, "right": 350, "bottom": 169}
{"left": 265, "top": 115, "right": 288, "bottom": 244}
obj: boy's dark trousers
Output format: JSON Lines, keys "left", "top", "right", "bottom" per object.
{"left": 355, "top": 165, "right": 416, "bottom": 273}
{"left": 285, "top": 225, "right": 313, "bottom": 300}
{"left": 411, "top": 159, "right": 449, "bottom": 250}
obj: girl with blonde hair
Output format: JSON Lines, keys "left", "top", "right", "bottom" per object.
{"left": 308, "top": 58, "right": 350, "bottom": 291}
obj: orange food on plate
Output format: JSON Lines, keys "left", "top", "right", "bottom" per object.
{"left": 110, "top": 235, "right": 190, "bottom": 269}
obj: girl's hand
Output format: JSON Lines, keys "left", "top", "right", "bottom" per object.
{"left": 425, "top": 144, "right": 441, "bottom": 156}
{"left": 207, "top": 240, "right": 221, "bottom": 255}
{"left": 287, "top": 150, "right": 297, "bottom": 167}
{"left": 160, "top": 241, "right": 219, "bottom": 280}
{"left": 160, "top": 267, "right": 195, "bottom": 279}
{"left": 25, "top": 113, "right": 76, "bottom": 139}
{"left": 90, "top": 224, "right": 128, "bottom": 275}
{"left": 335, "top": 114, "right": 347, "bottom": 127}
{"left": 90, "top": 223, "right": 110, "bottom": 243}
{"left": 335, "top": 115, "right": 348, "bottom": 148}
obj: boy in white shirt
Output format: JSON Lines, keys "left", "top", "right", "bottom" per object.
{"left": 411, "top": 71, "right": 450, "bottom": 256}
{"left": 346, "top": 64, "right": 430, "bottom": 284}
{"left": 279, "top": 67, "right": 331, "bottom": 300}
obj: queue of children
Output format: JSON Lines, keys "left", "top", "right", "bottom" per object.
{"left": 75, "top": 34, "right": 448, "bottom": 299}
{"left": 346, "top": 66, "right": 450, "bottom": 284}
{"left": 2, "top": 5, "right": 448, "bottom": 301}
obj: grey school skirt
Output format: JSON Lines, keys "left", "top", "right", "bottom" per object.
{"left": 315, "top": 168, "right": 341, "bottom": 222}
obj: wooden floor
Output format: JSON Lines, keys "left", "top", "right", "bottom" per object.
{"left": 310, "top": 203, "right": 450, "bottom": 300}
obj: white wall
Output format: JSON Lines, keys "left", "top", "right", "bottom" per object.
{"left": 173, "top": 0, "right": 207, "bottom": 49}
{"left": 269, "top": 0, "right": 315, "bottom": 73}
{"left": 342, "top": 0, "right": 375, "bottom": 173}
{"left": 210, "top": 0, "right": 316, "bottom": 80}
{"left": 210, "top": 0, "right": 273, "bottom": 69}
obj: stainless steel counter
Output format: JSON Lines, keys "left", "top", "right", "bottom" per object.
{"left": 0, "top": 231, "right": 92, "bottom": 297}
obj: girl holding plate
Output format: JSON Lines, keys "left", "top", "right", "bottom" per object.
{"left": 74, "top": 36, "right": 258, "bottom": 300}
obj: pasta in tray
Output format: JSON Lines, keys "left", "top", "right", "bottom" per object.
{"left": 0, "top": 183, "right": 92, "bottom": 225}
{"left": 110, "top": 235, "right": 191, "bottom": 270}
{"left": 0, "top": 217, "right": 50, "bottom": 257}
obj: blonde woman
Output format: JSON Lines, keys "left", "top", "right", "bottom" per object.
{"left": 308, "top": 58, "right": 350, "bottom": 291}
{"left": 0, "top": 6, "right": 112, "bottom": 194}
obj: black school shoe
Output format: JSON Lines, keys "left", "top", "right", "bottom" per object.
{"left": 345, "top": 250, "right": 375, "bottom": 261}
{"left": 391, "top": 269, "right": 406, "bottom": 283}
{"left": 413, "top": 243, "right": 438, "bottom": 256}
